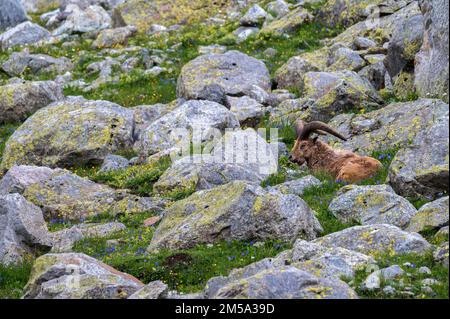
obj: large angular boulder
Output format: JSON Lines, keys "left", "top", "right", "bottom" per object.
{"left": 53, "top": 4, "right": 112, "bottom": 35}
{"left": 0, "top": 81, "right": 64, "bottom": 124}
{"left": 329, "top": 185, "right": 418, "bottom": 229}
{"left": 0, "top": 193, "right": 51, "bottom": 265}
{"left": 177, "top": 51, "right": 271, "bottom": 104}
{"left": 128, "top": 280, "right": 168, "bottom": 299}
{"left": 240, "top": 4, "right": 268, "bottom": 27}
{"left": 0, "top": 0, "right": 28, "bottom": 32}
{"left": 0, "top": 21, "right": 50, "bottom": 50}
{"left": 2, "top": 51, "right": 74, "bottom": 77}
{"left": 406, "top": 197, "right": 449, "bottom": 233}
{"left": 23, "top": 253, "right": 144, "bottom": 299}
{"left": 153, "top": 155, "right": 267, "bottom": 197}
{"left": 92, "top": 25, "right": 137, "bottom": 48}
{"left": 313, "top": 224, "right": 433, "bottom": 257}
{"left": 50, "top": 222, "right": 126, "bottom": 252}
{"left": 328, "top": 47, "right": 366, "bottom": 72}
{"left": 274, "top": 55, "right": 320, "bottom": 92}
{"left": 388, "top": 111, "right": 449, "bottom": 198}
{"left": 210, "top": 128, "right": 278, "bottom": 176}
{"left": 0, "top": 165, "right": 167, "bottom": 221}
{"left": 261, "top": 7, "right": 313, "bottom": 35}
{"left": 204, "top": 259, "right": 357, "bottom": 299}
{"left": 384, "top": 13, "right": 424, "bottom": 78}
{"left": 148, "top": 181, "right": 322, "bottom": 251}
{"left": 272, "top": 239, "right": 374, "bottom": 280}
{"left": 414, "top": 0, "right": 449, "bottom": 102}
{"left": 290, "top": 71, "right": 382, "bottom": 122}
{"left": 0, "top": 97, "right": 135, "bottom": 171}
{"left": 326, "top": 99, "right": 449, "bottom": 155}
{"left": 137, "top": 100, "right": 239, "bottom": 156}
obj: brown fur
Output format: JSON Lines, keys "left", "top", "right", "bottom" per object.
{"left": 290, "top": 138, "right": 383, "bottom": 184}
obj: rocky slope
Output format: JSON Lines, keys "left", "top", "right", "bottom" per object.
{"left": 0, "top": 0, "right": 448, "bottom": 299}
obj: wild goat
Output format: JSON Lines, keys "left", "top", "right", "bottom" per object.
{"left": 289, "top": 120, "right": 383, "bottom": 184}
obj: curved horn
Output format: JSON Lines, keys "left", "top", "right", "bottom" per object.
{"left": 298, "top": 121, "right": 347, "bottom": 141}
{"left": 295, "top": 119, "right": 305, "bottom": 138}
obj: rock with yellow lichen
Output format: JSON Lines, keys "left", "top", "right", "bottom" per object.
{"left": 113, "top": 0, "right": 235, "bottom": 32}
{"left": 313, "top": 224, "right": 433, "bottom": 257}
{"left": 388, "top": 111, "right": 449, "bottom": 198}
{"left": 22, "top": 252, "right": 144, "bottom": 299}
{"left": 406, "top": 196, "right": 449, "bottom": 233}
{"left": 148, "top": 181, "right": 322, "bottom": 251}
{"left": 325, "top": 98, "right": 448, "bottom": 155}
{"left": 261, "top": 6, "right": 313, "bottom": 35}
{"left": 204, "top": 258, "right": 358, "bottom": 299}
{"left": 177, "top": 51, "right": 271, "bottom": 104}
{"left": 0, "top": 165, "right": 167, "bottom": 221}
{"left": 272, "top": 239, "right": 374, "bottom": 280}
{"left": 329, "top": 184, "right": 418, "bottom": 229}
{"left": 137, "top": 100, "right": 240, "bottom": 157}
{"left": 92, "top": 25, "right": 137, "bottom": 48}
{"left": 0, "top": 96, "right": 135, "bottom": 171}
{"left": 0, "top": 80, "right": 64, "bottom": 124}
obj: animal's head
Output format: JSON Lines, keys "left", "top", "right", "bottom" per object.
{"left": 289, "top": 120, "right": 347, "bottom": 165}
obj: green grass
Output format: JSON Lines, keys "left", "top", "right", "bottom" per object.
{"left": 0, "top": 262, "right": 32, "bottom": 299}
{"left": 73, "top": 211, "right": 290, "bottom": 293}
{"left": 350, "top": 252, "right": 449, "bottom": 299}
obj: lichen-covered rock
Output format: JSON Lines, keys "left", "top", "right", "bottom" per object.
{"left": 326, "top": 99, "right": 449, "bottom": 155}
{"left": 0, "top": 193, "right": 51, "bottom": 265}
{"left": 53, "top": 4, "right": 112, "bottom": 35}
{"left": 210, "top": 128, "right": 278, "bottom": 176}
{"left": 128, "top": 280, "right": 168, "bottom": 299}
{"left": 0, "top": 165, "right": 167, "bottom": 221}
{"left": 240, "top": 4, "right": 268, "bottom": 26}
{"left": 23, "top": 253, "right": 144, "bottom": 299}
{"left": 328, "top": 47, "right": 366, "bottom": 71}
{"left": 270, "top": 175, "right": 322, "bottom": 196}
{"left": 99, "top": 154, "right": 129, "bottom": 173}
{"left": 261, "top": 7, "right": 313, "bottom": 35}
{"left": 388, "top": 110, "right": 449, "bottom": 198}
{"left": 1, "top": 51, "right": 74, "bottom": 77}
{"left": 233, "top": 26, "right": 259, "bottom": 44}
{"left": 204, "top": 261, "right": 357, "bottom": 299}
{"left": 273, "top": 239, "right": 374, "bottom": 280}
{"left": 137, "top": 100, "right": 239, "bottom": 156}
{"left": 362, "top": 265, "right": 405, "bottom": 291}
{"left": 406, "top": 197, "right": 449, "bottom": 233}
{"left": 177, "top": 51, "right": 271, "bottom": 103}
{"left": 50, "top": 222, "right": 126, "bottom": 252}
{"left": 0, "top": 81, "right": 64, "bottom": 124}
{"left": 329, "top": 184, "right": 418, "bottom": 229}
{"left": 414, "top": 0, "right": 449, "bottom": 102}
{"left": 0, "top": 0, "right": 28, "bottom": 32}
{"left": 0, "top": 96, "right": 135, "bottom": 171}
{"left": 92, "top": 25, "right": 137, "bottom": 48}
{"left": 313, "top": 224, "right": 433, "bottom": 257}
{"left": 433, "top": 242, "right": 449, "bottom": 266}
{"left": 19, "top": 0, "right": 63, "bottom": 13}
{"left": 299, "top": 71, "right": 382, "bottom": 122}
{"left": 227, "top": 95, "right": 264, "bottom": 126}
{"left": 384, "top": 13, "right": 424, "bottom": 78}
{"left": 274, "top": 55, "right": 320, "bottom": 92}
{"left": 148, "top": 181, "right": 322, "bottom": 251}
{"left": 114, "top": 0, "right": 236, "bottom": 32}
{"left": 267, "top": 0, "right": 291, "bottom": 18}
{"left": 358, "top": 61, "right": 387, "bottom": 90}
{"left": 153, "top": 155, "right": 267, "bottom": 197}
{"left": 0, "top": 21, "right": 50, "bottom": 50}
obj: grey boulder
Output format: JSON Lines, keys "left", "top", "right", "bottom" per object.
{"left": 148, "top": 181, "right": 322, "bottom": 251}
{"left": 0, "top": 193, "right": 51, "bottom": 265}
{"left": 23, "top": 253, "right": 144, "bottom": 299}
{"left": 0, "top": 21, "right": 50, "bottom": 50}
{"left": 406, "top": 197, "right": 449, "bottom": 233}
{"left": 329, "top": 184, "right": 418, "bottom": 229}
{"left": 0, "top": 80, "right": 64, "bottom": 124}
{"left": 0, "top": 0, "right": 28, "bottom": 32}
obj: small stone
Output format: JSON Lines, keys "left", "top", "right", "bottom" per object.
{"left": 421, "top": 278, "right": 440, "bottom": 286}
{"left": 418, "top": 266, "right": 432, "bottom": 275}
{"left": 382, "top": 286, "right": 396, "bottom": 295}
{"left": 143, "top": 216, "right": 161, "bottom": 227}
